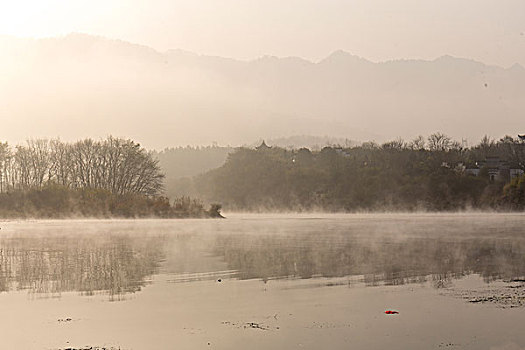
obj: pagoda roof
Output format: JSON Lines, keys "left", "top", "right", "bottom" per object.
{"left": 256, "top": 140, "right": 271, "bottom": 150}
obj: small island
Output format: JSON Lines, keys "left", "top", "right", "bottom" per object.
{"left": 0, "top": 137, "right": 222, "bottom": 219}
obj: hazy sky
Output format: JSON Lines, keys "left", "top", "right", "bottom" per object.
{"left": 1, "top": 0, "right": 524, "bottom": 67}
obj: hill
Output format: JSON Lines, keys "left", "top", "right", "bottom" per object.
{"left": 1, "top": 34, "right": 524, "bottom": 148}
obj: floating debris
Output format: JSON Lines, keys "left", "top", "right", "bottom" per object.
{"left": 438, "top": 342, "right": 459, "bottom": 348}
{"left": 244, "top": 322, "right": 270, "bottom": 330}
{"left": 445, "top": 279, "right": 525, "bottom": 308}
{"left": 384, "top": 310, "right": 399, "bottom": 314}
{"left": 221, "top": 321, "right": 276, "bottom": 331}
{"left": 509, "top": 278, "right": 525, "bottom": 282}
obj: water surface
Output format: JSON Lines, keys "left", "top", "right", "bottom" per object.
{"left": 1, "top": 214, "right": 524, "bottom": 349}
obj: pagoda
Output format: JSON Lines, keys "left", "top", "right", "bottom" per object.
{"left": 256, "top": 140, "right": 271, "bottom": 151}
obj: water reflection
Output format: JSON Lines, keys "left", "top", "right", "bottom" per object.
{"left": 0, "top": 234, "right": 166, "bottom": 300}
{"left": 213, "top": 234, "right": 525, "bottom": 286}
{"left": 2, "top": 216, "right": 525, "bottom": 299}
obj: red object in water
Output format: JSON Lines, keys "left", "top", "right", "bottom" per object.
{"left": 385, "top": 310, "right": 399, "bottom": 314}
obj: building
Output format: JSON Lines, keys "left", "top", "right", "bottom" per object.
{"left": 466, "top": 156, "right": 524, "bottom": 182}
{"left": 256, "top": 140, "right": 271, "bottom": 151}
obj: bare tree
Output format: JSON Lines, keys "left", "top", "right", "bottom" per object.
{"left": 26, "top": 139, "right": 51, "bottom": 188}
{"left": 427, "top": 133, "right": 453, "bottom": 152}
{"left": 0, "top": 142, "right": 10, "bottom": 193}
{"left": 409, "top": 135, "right": 426, "bottom": 150}
{"left": 0, "top": 137, "right": 164, "bottom": 196}
{"left": 381, "top": 138, "right": 406, "bottom": 151}
{"left": 49, "top": 139, "right": 73, "bottom": 186}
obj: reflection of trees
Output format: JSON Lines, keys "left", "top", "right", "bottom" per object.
{"left": 214, "top": 235, "right": 525, "bottom": 287}
{"left": 0, "top": 235, "right": 166, "bottom": 299}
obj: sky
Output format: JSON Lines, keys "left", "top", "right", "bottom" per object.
{"left": 1, "top": 0, "right": 524, "bottom": 67}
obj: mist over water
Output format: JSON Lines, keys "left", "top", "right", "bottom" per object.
{"left": 2, "top": 214, "right": 524, "bottom": 298}
{"left": 1, "top": 214, "right": 525, "bottom": 349}
{"left": 2, "top": 2, "right": 524, "bottom": 348}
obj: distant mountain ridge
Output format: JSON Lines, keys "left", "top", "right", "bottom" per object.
{"left": 1, "top": 33, "right": 524, "bottom": 149}
{"left": 259, "top": 135, "right": 356, "bottom": 150}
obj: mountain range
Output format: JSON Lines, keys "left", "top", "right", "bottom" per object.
{"left": 1, "top": 33, "right": 524, "bottom": 149}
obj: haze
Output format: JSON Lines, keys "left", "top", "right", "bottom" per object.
{"left": 2, "top": 0, "right": 525, "bottom": 66}
{"left": 1, "top": 1, "right": 524, "bottom": 149}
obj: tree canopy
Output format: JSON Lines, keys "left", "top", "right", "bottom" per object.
{"left": 192, "top": 133, "right": 525, "bottom": 211}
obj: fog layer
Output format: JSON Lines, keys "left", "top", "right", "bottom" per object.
{"left": 1, "top": 34, "right": 524, "bottom": 148}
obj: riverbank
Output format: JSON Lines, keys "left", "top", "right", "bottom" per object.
{"left": 0, "top": 186, "right": 222, "bottom": 219}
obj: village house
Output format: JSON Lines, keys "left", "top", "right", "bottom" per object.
{"left": 466, "top": 156, "right": 524, "bottom": 182}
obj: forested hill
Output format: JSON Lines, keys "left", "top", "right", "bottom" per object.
{"left": 192, "top": 134, "right": 525, "bottom": 212}
{"left": 153, "top": 138, "right": 356, "bottom": 199}
{"left": 154, "top": 146, "right": 233, "bottom": 179}
{"left": 153, "top": 146, "right": 233, "bottom": 199}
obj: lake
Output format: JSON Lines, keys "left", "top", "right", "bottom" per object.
{"left": 1, "top": 213, "right": 524, "bottom": 350}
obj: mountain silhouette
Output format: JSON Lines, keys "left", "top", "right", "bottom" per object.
{"left": 1, "top": 33, "right": 523, "bottom": 148}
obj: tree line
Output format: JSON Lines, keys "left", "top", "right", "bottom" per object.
{"left": 0, "top": 137, "right": 223, "bottom": 218}
{"left": 0, "top": 137, "right": 163, "bottom": 196}
{"left": 191, "top": 133, "right": 525, "bottom": 211}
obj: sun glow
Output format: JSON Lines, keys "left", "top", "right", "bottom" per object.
{"left": 0, "top": 0, "right": 113, "bottom": 38}
{"left": 1, "top": 1, "right": 56, "bottom": 37}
